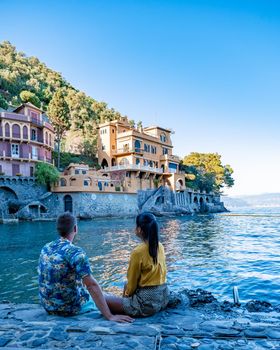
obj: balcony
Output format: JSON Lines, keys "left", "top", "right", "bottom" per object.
{"left": 31, "top": 117, "right": 43, "bottom": 127}
{"left": 113, "top": 148, "right": 143, "bottom": 156}
{"left": 105, "top": 164, "right": 163, "bottom": 174}
{"left": 160, "top": 154, "right": 180, "bottom": 163}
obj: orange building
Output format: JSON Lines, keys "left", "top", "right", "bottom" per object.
{"left": 97, "top": 117, "right": 185, "bottom": 192}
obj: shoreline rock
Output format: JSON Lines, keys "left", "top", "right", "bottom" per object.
{"left": 1, "top": 289, "right": 280, "bottom": 349}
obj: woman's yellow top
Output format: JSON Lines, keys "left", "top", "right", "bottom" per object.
{"left": 124, "top": 242, "right": 167, "bottom": 297}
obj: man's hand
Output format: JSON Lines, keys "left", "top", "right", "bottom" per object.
{"left": 108, "top": 314, "right": 134, "bottom": 323}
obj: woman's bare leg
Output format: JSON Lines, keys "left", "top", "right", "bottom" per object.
{"left": 105, "top": 295, "right": 125, "bottom": 314}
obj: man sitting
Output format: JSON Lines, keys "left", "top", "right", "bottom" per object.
{"left": 38, "top": 212, "right": 133, "bottom": 323}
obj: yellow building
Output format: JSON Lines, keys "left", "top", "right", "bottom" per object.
{"left": 97, "top": 117, "right": 185, "bottom": 192}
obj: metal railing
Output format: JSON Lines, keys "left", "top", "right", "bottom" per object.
{"left": 105, "top": 164, "right": 163, "bottom": 174}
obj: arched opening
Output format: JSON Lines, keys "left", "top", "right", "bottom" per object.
{"left": 176, "top": 179, "right": 184, "bottom": 191}
{"left": 111, "top": 158, "right": 116, "bottom": 166}
{"left": 0, "top": 187, "right": 18, "bottom": 214}
{"left": 12, "top": 124, "right": 21, "bottom": 138}
{"left": 160, "top": 133, "right": 167, "bottom": 143}
{"left": 193, "top": 196, "right": 198, "bottom": 204}
{"left": 134, "top": 140, "right": 141, "bottom": 153}
{"left": 5, "top": 123, "right": 10, "bottom": 137}
{"left": 155, "top": 196, "right": 164, "bottom": 205}
{"left": 199, "top": 197, "right": 204, "bottom": 205}
{"left": 0, "top": 186, "right": 18, "bottom": 201}
{"left": 31, "top": 129, "right": 36, "bottom": 141}
{"left": 101, "top": 158, "right": 108, "bottom": 169}
{"left": 206, "top": 197, "right": 209, "bottom": 203}
{"left": 120, "top": 158, "right": 129, "bottom": 166}
{"left": 23, "top": 126, "right": 28, "bottom": 140}
{"left": 64, "top": 195, "right": 73, "bottom": 213}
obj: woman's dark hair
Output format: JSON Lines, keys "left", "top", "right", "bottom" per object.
{"left": 136, "top": 212, "right": 159, "bottom": 264}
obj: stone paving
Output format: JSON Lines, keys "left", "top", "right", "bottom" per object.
{"left": 1, "top": 290, "right": 280, "bottom": 349}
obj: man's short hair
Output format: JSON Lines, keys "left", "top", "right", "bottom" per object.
{"left": 57, "top": 212, "right": 77, "bottom": 237}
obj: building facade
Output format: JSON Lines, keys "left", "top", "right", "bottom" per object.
{"left": 0, "top": 103, "right": 55, "bottom": 177}
{"left": 97, "top": 117, "right": 185, "bottom": 192}
{"left": 52, "top": 118, "right": 186, "bottom": 194}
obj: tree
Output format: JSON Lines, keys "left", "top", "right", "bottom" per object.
{"left": 0, "top": 93, "right": 8, "bottom": 109}
{"left": 129, "top": 119, "right": 135, "bottom": 128}
{"left": 182, "top": 152, "right": 234, "bottom": 193}
{"left": 47, "top": 89, "right": 70, "bottom": 169}
{"left": 137, "top": 121, "right": 143, "bottom": 130}
{"left": 20, "top": 90, "right": 41, "bottom": 108}
{"left": 35, "top": 162, "right": 59, "bottom": 189}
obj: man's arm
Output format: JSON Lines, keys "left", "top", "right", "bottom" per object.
{"left": 82, "top": 275, "right": 133, "bottom": 323}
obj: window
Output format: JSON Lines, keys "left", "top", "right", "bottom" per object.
{"left": 11, "top": 144, "right": 20, "bottom": 158}
{"left": 126, "top": 172, "right": 131, "bottom": 178}
{"left": 134, "top": 140, "right": 141, "bottom": 152}
{"left": 32, "top": 146, "right": 38, "bottom": 160}
{"left": 143, "top": 159, "right": 149, "bottom": 166}
{"left": 144, "top": 144, "right": 150, "bottom": 152}
{"left": 102, "top": 144, "right": 106, "bottom": 150}
{"left": 84, "top": 180, "right": 89, "bottom": 186}
{"left": 112, "top": 129, "right": 115, "bottom": 133}
{"left": 12, "top": 124, "right": 20, "bottom": 138}
{"left": 31, "top": 129, "right": 36, "bottom": 141}
{"left": 168, "top": 162, "right": 178, "bottom": 173}
{"left": 160, "top": 133, "right": 167, "bottom": 143}
{"left": 75, "top": 170, "right": 80, "bottom": 174}
{"left": 30, "top": 111, "right": 39, "bottom": 119}
{"left": 162, "top": 147, "right": 168, "bottom": 155}
{"left": 136, "top": 158, "right": 140, "bottom": 165}
{"left": 60, "top": 178, "right": 67, "bottom": 186}
{"left": 82, "top": 170, "right": 87, "bottom": 175}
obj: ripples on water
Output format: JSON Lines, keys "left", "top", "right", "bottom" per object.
{"left": 0, "top": 207, "right": 279, "bottom": 304}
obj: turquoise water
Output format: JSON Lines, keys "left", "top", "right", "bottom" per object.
{"left": 0, "top": 207, "right": 279, "bottom": 304}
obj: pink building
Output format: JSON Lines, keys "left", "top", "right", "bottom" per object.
{"left": 0, "top": 102, "right": 55, "bottom": 177}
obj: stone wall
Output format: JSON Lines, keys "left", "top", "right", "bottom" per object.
{"left": 41, "top": 192, "right": 139, "bottom": 219}
{"left": 0, "top": 178, "right": 226, "bottom": 221}
{"left": 0, "top": 176, "right": 46, "bottom": 201}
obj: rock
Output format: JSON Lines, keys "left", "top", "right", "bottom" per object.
{"left": 245, "top": 300, "right": 273, "bottom": 313}
{"left": 266, "top": 328, "right": 280, "bottom": 339}
{"left": 183, "top": 289, "right": 217, "bottom": 307}
{"left": 31, "top": 337, "right": 48, "bottom": 347}
{"left": 214, "top": 328, "right": 241, "bottom": 338}
{"left": 0, "top": 336, "right": 13, "bottom": 347}
{"left": 49, "top": 330, "right": 69, "bottom": 341}
{"left": 20, "top": 332, "right": 34, "bottom": 341}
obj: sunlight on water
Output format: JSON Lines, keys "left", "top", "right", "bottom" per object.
{"left": 0, "top": 207, "right": 279, "bottom": 304}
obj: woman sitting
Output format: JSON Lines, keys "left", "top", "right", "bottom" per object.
{"left": 106, "top": 212, "right": 169, "bottom": 317}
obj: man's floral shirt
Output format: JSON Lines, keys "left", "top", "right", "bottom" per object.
{"left": 38, "top": 237, "right": 92, "bottom": 315}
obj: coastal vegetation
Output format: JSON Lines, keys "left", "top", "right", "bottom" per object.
{"left": 182, "top": 152, "right": 234, "bottom": 193}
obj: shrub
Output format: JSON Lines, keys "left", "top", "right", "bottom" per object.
{"left": 35, "top": 162, "right": 59, "bottom": 187}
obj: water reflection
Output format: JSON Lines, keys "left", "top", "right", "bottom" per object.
{"left": 0, "top": 209, "right": 280, "bottom": 304}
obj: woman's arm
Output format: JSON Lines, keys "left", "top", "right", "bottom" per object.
{"left": 124, "top": 251, "right": 141, "bottom": 297}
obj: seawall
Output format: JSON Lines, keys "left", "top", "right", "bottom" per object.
{"left": 0, "top": 176, "right": 227, "bottom": 221}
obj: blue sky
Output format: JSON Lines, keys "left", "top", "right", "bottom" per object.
{"left": 1, "top": 0, "right": 280, "bottom": 195}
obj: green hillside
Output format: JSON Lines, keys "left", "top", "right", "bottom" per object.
{"left": 0, "top": 40, "right": 124, "bottom": 161}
